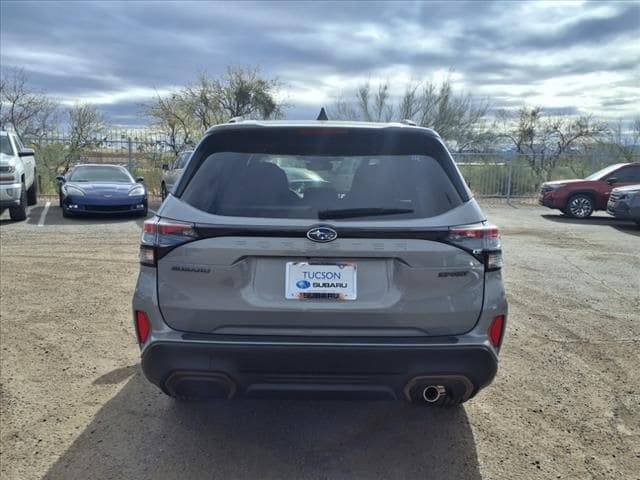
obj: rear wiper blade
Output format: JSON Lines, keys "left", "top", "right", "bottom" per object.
{"left": 318, "top": 207, "right": 414, "bottom": 220}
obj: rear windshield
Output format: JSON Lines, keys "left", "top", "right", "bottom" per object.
{"left": 179, "top": 127, "right": 466, "bottom": 220}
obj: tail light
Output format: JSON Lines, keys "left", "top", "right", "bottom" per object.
{"left": 489, "top": 315, "right": 505, "bottom": 348}
{"left": 446, "top": 224, "right": 502, "bottom": 271}
{"left": 140, "top": 217, "right": 198, "bottom": 266}
{"left": 135, "top": 311, "right": 151, "bottom": 344}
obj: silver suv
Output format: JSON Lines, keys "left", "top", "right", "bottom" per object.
{"left": 132, "top": 120, "right": 508, "bottom": 406}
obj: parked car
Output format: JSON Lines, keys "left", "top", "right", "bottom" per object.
{"left": 133, "top": 119, "right": 508, "bottom": 406}
{"left": 539, "top": 162, "right": 640, "bottom": 218}
{"left": 56, "top": 164, "right": 147, "bottom": 217}
{"left": 282, "top": 166, "right": 330, "bottom": 195}
{"left": 607, "top": 184, "right": 640, "bottom": 226}
{"left": 0, "top": 130, "right": 37, "bottom": 221}
{"left": 161, "top": 150, "right": 193, "bottom": 200}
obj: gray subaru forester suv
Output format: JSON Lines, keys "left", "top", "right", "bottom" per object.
{"left": 132, "top": 119, "right": 507, "bottom": 406}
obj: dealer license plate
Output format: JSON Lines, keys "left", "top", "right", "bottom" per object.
{"left": 285, "top": 262, "right": 357, "bottom": 300}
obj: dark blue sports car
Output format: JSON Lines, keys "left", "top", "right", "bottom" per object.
{"left": 57, "top": 164, "right": 148, "bottom": 217}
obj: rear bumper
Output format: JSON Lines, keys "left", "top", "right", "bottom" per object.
{"left": 141, "top": 339, "right": 498, "bottom": 402}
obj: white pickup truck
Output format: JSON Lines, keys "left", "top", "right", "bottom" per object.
{"left": 0, "top": 131, "right": 38, "bottom": 221}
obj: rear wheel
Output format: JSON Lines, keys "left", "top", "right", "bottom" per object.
{"left": 566, "top": 194, "right": 594, "bottom": 219}
{"left": 161, "top": 183, "right": 167, "bottom": 200}
{"left": 27, "top": 176, "right": 38, "bottom": 206}
{"left": 9, "top": 183, "right": 27, "bottom": 221}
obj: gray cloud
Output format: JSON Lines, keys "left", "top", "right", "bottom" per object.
{"left": 516, "top": 3, "right": 640, "bottom": 49}
{"left": 1, "top": 1, "right": 638, "bottom": 125}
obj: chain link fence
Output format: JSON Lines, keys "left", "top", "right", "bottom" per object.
{"left": 454, "top": 152, "right": 638, "bottom": 201}
{"left": 24, "top": 130, "right": 178, "bottom": 197}
{"left": 25, "top": 129, "right": 636, "bottom": 200}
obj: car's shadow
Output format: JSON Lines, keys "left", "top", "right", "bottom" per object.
{"left": 43, "top": 369, "right": 481, "bottom": 480}
{"left": 541, "top": 214, "right": 640, "bottom": 236}
{"left": 0, "top": 204, "right": 43, "bottom": 226}
{"left": 14, "top": 200, "right": 162, "bottom": 228}
{"left": 28, "top": 205, "right": 150, "bottom": 227}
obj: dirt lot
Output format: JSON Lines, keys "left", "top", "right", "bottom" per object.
{"left": 1, "top": 200, "right": 638, "bottom": 480}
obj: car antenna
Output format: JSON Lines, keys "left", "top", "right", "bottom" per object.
{"left": 316, "top": 107, "right": 329, "bottom": 121}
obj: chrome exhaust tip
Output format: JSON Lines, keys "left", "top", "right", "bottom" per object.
{"left": 422, "top": 385, "right": 446, "bottom": 403}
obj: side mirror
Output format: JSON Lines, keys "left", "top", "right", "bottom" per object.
{"left": 135, "top": 176, "right": 144, "bottom": 183}
{"left": 606, "top": 177, "right": 618, "bottom": 185}
{"left": 162, "top": 163, "right": 169, "bottom": 171}
{"left": 18, "top": 148, "right": 35, "bottom": 157}
{"left": 55, "top": 175, "right": 66, "bottom": 183}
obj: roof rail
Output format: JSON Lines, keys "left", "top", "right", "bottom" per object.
{"left": 316, "top": 108, "right": 329, "bottom": 121}
{"left": 401, "top": 119, "right": 417, "bottom": 126}
{"left": 228, "top": 116, "right": 243, "bottom": 123}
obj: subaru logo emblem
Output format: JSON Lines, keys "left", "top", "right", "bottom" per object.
{"left": 296, "top": 280, "right": 311, "bottom": 289}
{"left": 307, "top": 226, "right": 338, "bottom": 243}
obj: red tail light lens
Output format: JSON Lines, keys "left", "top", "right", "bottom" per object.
{"left": 140, "top": 217, "right": 197, "bottom": 266}
{"left": 157, "top": 221, "right": 196, "bottom": 237}
{"left": 135, "top": 311, "right": 151, "bottom": 344}
{"left": 447, "top": 224, "right": 502, "bottom": 271}
{"left": 489, "top": 315, "right": 505, "bottom": 348}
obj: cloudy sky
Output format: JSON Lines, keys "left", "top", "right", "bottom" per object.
{"left": 1, "top": 0, "right": 638, "bottom": 126}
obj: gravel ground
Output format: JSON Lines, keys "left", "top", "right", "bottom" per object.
{"left": 1, "top": 200, "right": 638, "bottom": 480}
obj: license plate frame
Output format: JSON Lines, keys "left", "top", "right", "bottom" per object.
{"left": 285, "top": 262, "right": 357, "bottom": 300}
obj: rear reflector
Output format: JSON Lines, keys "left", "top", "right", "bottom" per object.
{"left": 135, "top": 311, "right": 151, "bottom": 344}
{"left": 139, "top": 245, "right": 156, "bottom": 266}
{"left": 489, "top": 315, "right": 505, "bottom": 348}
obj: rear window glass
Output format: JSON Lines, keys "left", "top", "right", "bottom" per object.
{"left": 179, "top": 128, "right": 465, "bottom": 220}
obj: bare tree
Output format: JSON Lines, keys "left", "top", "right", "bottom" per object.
{"left": 348, "top": 81, "right": 394, "bottom": 122}
{"left": 144, "top": 91, "right": 198, "bottom": 154}
{"left": 212, "top": 66, "right": 283, "bottom": 120}
{"left": 0, "top": 68, "right": 59, "bottom": 139}
{"left": 61, "top": 104, "right": 109, "bottom": 171}
{"left": 496, "top": 106, "right": 608, "bottom": 179}
{"left": 604, "top": 118, "right": 640, "bottom": 162}
{"left": 144, "top": 66, "right": 285, "bottom": 150}
{"left": 330, "top": 75, "right": 491, "bottom": 151}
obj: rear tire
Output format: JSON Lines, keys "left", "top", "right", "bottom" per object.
{"left": 27, "top": 176, "right": 38, "bottom": 206}
{"left": 9, "top": 184, "right": 27, "bottom": 221}
{"left": 566, "top": 194, "right": 594, "bottom": 219}
{"left": 161, "top": 183, "right": 167, "bottom": 201}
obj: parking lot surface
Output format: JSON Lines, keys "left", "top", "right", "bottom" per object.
{"left": 1, "top": 200, "right": 639, "bottom": 480}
